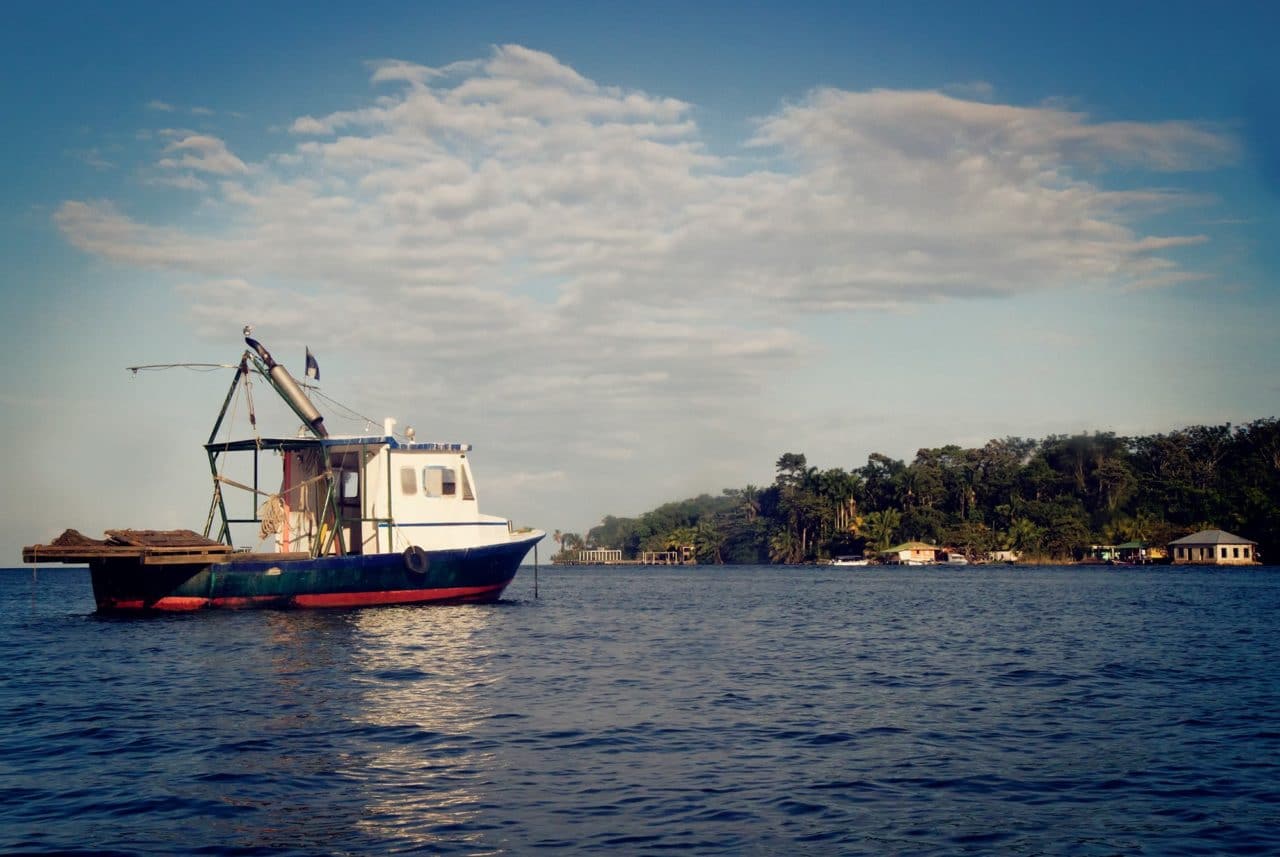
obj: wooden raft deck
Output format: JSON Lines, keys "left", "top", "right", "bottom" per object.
{"left": 23, "top": 528, "right": 239, "bottom": 566}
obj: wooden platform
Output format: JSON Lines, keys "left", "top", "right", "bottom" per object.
{"left": 23, "top": 528, "right": 238, "bottom": 566}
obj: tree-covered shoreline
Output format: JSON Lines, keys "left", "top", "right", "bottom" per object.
{"left": 559, "top": 419, "right": 1280, "bottom": 564}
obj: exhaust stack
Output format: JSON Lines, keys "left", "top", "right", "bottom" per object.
{"left": 244, "top": 335, "right": 328, "bottom": 438}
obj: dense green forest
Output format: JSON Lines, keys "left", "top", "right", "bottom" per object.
{"left": 554, "top": 419, "right": 1280, "bottom": 564}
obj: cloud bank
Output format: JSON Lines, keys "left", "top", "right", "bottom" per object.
{"left": 56, "top": 44, "right": 1240, "bottom": 519}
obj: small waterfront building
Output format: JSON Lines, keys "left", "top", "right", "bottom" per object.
{"left": 1114, "top": 541, "right": 1149, "bottom": 563}
{"left": 576, "top": 548, "right": 623, "bottom": 564}
{"left": 1122, "top": 541, "right": 1168, "bottom": 562}
{"left": 1087, "top": 543, "right": 1120, "bottom": 563}
{"left": 1087, "top": 541, "right": 1154, "bottom": 563}
{"left": 882, "top": 541, "right": 940, "bottom": 565}
{"left": 639, "top": 547, "right": 695, "bottom": 565}
{"left": 1168, "top": 529, "right": 1257, "bottom": 565}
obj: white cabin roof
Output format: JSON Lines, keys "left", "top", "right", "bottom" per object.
{"left": 208, "top": 435, "right": 471, "bottom": 453}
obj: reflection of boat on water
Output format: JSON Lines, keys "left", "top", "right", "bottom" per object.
{"left": 23, "top": 332, "right": 543, "bottom": 611}
{"left": 829, "top": 556, "right": 870, "bottom": 567}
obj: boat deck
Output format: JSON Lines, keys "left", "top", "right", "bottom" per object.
{"left": 24, "top": 528, "right": 240, "bottom": 566}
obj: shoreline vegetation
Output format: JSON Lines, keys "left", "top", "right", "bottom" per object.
{"left": 552, "top": 420, "right": 1280, "bottom": 567}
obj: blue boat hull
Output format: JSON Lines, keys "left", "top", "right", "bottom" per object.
{"left": 89, "top": 537, "right": 541, "bottom": 611}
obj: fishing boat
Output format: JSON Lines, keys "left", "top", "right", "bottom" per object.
{"left": 23, "top": 332, "right": 544, "bottom": 611}
{"left": 829, "top": 556, "right": 870, "bottom": 567}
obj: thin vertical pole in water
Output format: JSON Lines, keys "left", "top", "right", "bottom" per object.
{"left": 534, "top": 544, "right": 539, "bottom": 599}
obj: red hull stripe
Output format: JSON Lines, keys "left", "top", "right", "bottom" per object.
{"left": 292, "top": 584, "right": 505, "bottom": 608}
{"left": 102, "top": 583, "right": 508, "bottom": 611}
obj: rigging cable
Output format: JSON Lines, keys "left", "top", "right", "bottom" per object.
{"left": 127, "top": 363, "right": 238, "bottom": 374}
{"left": 308, "top": 388, "right": 381, "bottom": 431}
{"left": 127, "top": 362, "right": 401, "bottom": 439}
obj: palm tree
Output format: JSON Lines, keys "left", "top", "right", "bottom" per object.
{"left": 666, "top": 527, "right": 697, "bottom": 551}
{"left": 694, "top": 520, "right": 725, "bottom": 564}
{"left": 817, "top": 468, "right": 862, "bottom": 537}
{"left": 862, "top": 508, "right": 901, "bottom": 553}
{"left": 1004, "top": 517, "right": 1043, "bottom": 557}
{"left": 768, "top": 528, "right": 798, "bottom": 564}
{"left": 740, "top": 485, "right": 761, "bottom": 522}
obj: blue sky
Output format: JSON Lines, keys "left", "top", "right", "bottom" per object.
{"left": 3, "top": 1, "right": 1278, "bottom": 560}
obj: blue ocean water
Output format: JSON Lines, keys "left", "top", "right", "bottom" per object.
{"left": 1, "top": 564, "right": 1278, "bottom": 855}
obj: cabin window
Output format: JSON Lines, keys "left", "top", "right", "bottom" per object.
{"left": 340, "top": 470, "right": 359, "bottom": 504}
{"left": 422, "top": 466, "right": 457, "bottom": 497}
{"left": 400, "top": 467, "right": 417, "bottom": 495}
{"left": 1233, "top": 547, "right": 1240, "bottom": 558}
{"left": 460, "top": 467, "right": 474, "bottom": 500}
{"left": 1245, "top": 547, "right": 1251, "bottom": 558}
{"left": 1221, "top": 547, "right": 1228, "bottom": 559}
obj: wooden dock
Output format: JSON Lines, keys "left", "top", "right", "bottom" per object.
{"left": 556, "top": 549, "right": 695, "bottom": 566}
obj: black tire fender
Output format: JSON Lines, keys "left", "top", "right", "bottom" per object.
{"left": 404, "top": 546, "right": 429, "bottom": 575}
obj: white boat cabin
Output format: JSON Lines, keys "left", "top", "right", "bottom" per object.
{"left": 216, "top": 426, "right": 514, "bottom": 557}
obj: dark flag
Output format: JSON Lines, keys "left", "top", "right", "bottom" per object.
{"left": 305, "top": 347, "right": 320, "bottom": 382}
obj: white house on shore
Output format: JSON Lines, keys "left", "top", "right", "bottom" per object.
{"left": 1168, "top": 529, "right": 1258, "bottom": 565}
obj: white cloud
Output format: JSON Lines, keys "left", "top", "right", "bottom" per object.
{"left": 146, "top": 99, "right": 175, "bottom": 112}
{"left": 751, "top": 87, "right": 1237, "bottom": 173}
{"left": 57, "top": 45, "right": 1242, "bottom": 529}
{"left": 944, "top": 81, "right": 996, "bottom": 101}
{"left": 290, "top": 115, "right": 331, "bottom": 135}
{"left": 55, "top": 200, "right": 236, "bottom": 271}
{"left": 158, "top": 134, "right": 249, "bottom": 175}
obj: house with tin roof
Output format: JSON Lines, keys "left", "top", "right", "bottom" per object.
{"left": 1168, "top": 529, "right": 1258, "bottom": 565}
{"left": 882, "top": 541, "right": 940, "bottom": 565}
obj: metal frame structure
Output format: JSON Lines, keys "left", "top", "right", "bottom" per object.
{"left": 202, "top": 351, "right": 361, "bottom": 559}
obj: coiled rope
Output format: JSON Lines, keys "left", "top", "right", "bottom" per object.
{"left": 257, "top": 494, "right": 287, "bottom": 541}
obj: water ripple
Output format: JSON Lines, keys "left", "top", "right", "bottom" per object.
{"left": 2, "top": 564, "right": 1279, "bottom": 854}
